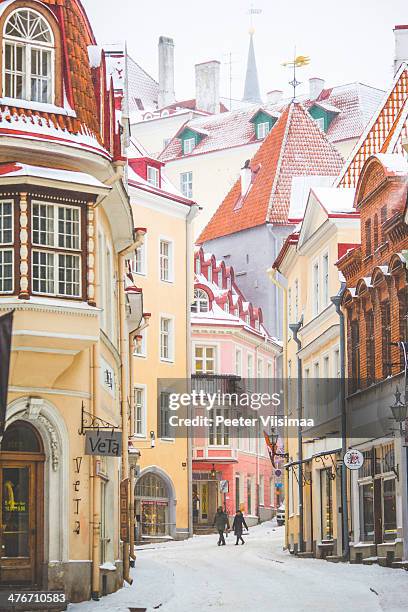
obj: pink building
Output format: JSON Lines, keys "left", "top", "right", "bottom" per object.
{"left": 191, "top": 247, "right": 282, "bottom": 529}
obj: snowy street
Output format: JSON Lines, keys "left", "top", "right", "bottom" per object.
{"left": 68, "top": 522, "right": 408, "bottom": 612}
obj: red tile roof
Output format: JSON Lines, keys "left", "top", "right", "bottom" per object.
{"left": 337, "top": 64, "right": 408, "bottom": 187}
{"left": 0, "top": 0, "right": 120, "bottom": 157}
{"left": 197, "top": 103, "right": 344, "bottom": 243}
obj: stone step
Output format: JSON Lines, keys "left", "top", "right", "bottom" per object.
{"left": 391, "top": 560, "right": 408, "bottom": 570}
{"left": 296, "top": 551, "right": 314, "bottom": 558}
{"left": 326, "top": 555, "right": 343, "bottom": 563}
{"left": 362, "top": 556, "right": 378, "bottom": 565}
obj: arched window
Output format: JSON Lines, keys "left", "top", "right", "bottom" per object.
{"left": 4, "top": 8, "right": 54, "bottom": 103}
{"left": 135, "top": 473, "right": 168, "bottom": 499}
{"left": 191, "top": 288, "right": 209, "bottom": 313}
{"left": 2, "top": 421, "right": 42, "bottom": 453}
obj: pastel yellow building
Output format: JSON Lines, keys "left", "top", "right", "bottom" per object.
{"left": 273, "top": 186, "right": 359, "bottom": 557}
{"left": 126, "top": 147, "right": 199, "bottom": 540}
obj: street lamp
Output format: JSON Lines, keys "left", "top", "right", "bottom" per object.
{"left": 210, "top": 464, "right": 216, "bottom": 479}
{"left": 390, "top": 387, "right": 408, "bottom": 435}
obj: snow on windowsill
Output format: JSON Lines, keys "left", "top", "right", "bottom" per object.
{"left": 0, "top": 97, "right": 77, "bottom": 118}
{"left": 99, "top": 562, "right": 117, "bottom": 571}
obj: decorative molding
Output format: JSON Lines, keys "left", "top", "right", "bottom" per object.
{"left": 18, "top": 192, "right": 29, "bottom": 300}
{"left": 9, "top": 385, "right": 91, "bottom": 399}
{"left": 87, "top": 203, "right": 96, "bottom": 306}
{"left": 0, "top": 299, "right": 99, "bottom": 317}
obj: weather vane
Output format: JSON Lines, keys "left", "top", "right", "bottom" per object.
{"left": 282, "top": 48, "right": 311, "bottom": 100}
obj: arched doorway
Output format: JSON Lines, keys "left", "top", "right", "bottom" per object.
{"left": 135, "top": 472, "right": 170, "bottom": 538}
{"left": 0, "top": 421, "right": 45, "bottom": 586}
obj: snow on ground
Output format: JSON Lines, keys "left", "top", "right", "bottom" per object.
{"left": 68, "top": 521, "right": 408, "bottom": 612}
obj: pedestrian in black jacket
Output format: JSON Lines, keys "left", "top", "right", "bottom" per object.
{"left": 213, "top": 506, "right": 230, "bottom": 546}
{"left": 232, "top": 509, "right": 248, "bottom": 545}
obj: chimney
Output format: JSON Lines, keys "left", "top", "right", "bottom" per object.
{"left": 267, "top": 90, "right": 283, "bottom": 104}
{"left": 195, "top": 60, "right": 220, "bottom": 114}
{"left": 158, "top": 36, "right": 176, "bottom": 108}
{"left": 394, "top": 25, "right": 408, "bottom": 73}
{"left": 309, "top": 77, "right": 325, "bottom": 100}
{"left": 240, "top": 160, "right": 252, "bottom": 196}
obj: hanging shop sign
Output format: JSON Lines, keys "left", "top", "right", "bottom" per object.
{"left": 343, "top": 448, "right": 364, "bottom": 470}
{"left": 120, "top": 478, "right": 129, "bottom": 543}
{"left": 219, "top": 480, "right": 229, "bottom": 493}
{"left": 85, "top": 431, "right": 122, "bottom": 457}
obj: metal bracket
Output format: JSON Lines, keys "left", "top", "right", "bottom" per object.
{"left": 392, "top": 464, "right": 400, "bottom": 481}
{"left": 78, "top": 402, "right": 120, "bottom": 436}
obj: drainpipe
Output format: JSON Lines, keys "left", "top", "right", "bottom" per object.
{"left": 91, "top": 340, "right": 102, "bottom": 600}
{"left": 186, "top": 204, "right": 200, "bottom": 537}
{"left": 331, "top": 283, "right": 350, "bottom": 560}
{"left": 289, "top": 318, "right": 304, "bottom": 554}
{"left": 267, "top": 268, "right": 288, "bottom": 547}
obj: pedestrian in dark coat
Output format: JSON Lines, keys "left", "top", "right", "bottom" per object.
{"left": 232, "top": 510, "right": 248, "bottom": 545}
{"left": 213, "top": 506, "right": 230, "bottom": 546}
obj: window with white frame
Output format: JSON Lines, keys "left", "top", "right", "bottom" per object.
{"left": 313, "top": 261, "right": 319, "bottom": 315}
{"left": 256, "top": 121, "right": 270, "bottom": 139}
{"left": 315, "top": 117, "right": 325, "bottom": 131}
{"left": 207, "top": 265, "right": 212, "bottom": 283}
{"left": 209, "top": 407, "right": 230, "bottom": 445}
{"left": 0, "top": 200, "right": 14, "bottom": 294}
{"left": 180, "top": 171, "right": 193, "bottom": 198}
{"left": 134, "top": 386, "right": 146, "bottom": 436}
{"left": 191, "top": 288, "right": 209, "bottom": 313}
{"left": 224, "top": 301, "right": 229, "bottom": 314}
{"left": 322, "top": 253, "right": 329, "bottom": 307}
{"left": 259, "top": 475, "right": 265, "bottom": 505}
{"left": 257, "top": 358, "right": 263, "bottom": 379}
{"left": 147, "top": 165, "right": 159, "bottom": 187}
{"left": 31, "top": 201, "right": 82, "bottom": 297}
{"left": 133, "top": 239, "right": 146, "bottom": 275}
{"left": 235, "top": 348, "right": 242, "bottom": 376}
{"left": 194, "top": 345, "right": 215, "bottom": 374}
{"left": 159, "top": 239, "right": 173, "bottom": 282}
{"left": 160, "top": 316, "right": 173, "bottom": 361}
{"left": 4, "top": 8, "right": 55, "bottom": 103}
{"left": 196, "top": 257, "right": 201, "bottom": 275}
{"left": 183, "top": 137, "right": 195, "bottom": 154}
{"left": 245, "top": 314, "right": 250, "bottom": 326}
{"left": 247, "top": 353, "right": 254, "bottom": 390}
{"left": 159, "top": 391, "right": 173, "bottom": 439}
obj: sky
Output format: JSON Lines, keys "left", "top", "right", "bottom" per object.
{"left": 82, "top": 0, "right": 408, "bottom": 104}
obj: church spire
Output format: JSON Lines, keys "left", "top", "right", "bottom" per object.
{"left": 242, "top": 29, "right": 262, "bottom": 104}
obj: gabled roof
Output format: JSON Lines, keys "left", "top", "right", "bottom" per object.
{"left": 197, "top": 103, "right": 344, "bottom": 243}
{"left": 337, "top": 64, "right": 408, "bottom": 187}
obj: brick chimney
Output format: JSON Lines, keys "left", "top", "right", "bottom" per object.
{"left": 309, "top": 77, "right": 325, "bottom": 100}
{"left": 394, "top": 25, "right": 408, "bottom": 73}
{"left": 195, "top": 60, "right": 220, "bottom": 114}
{"left": 158, "top": 36, "right": 176, "bottom": 108}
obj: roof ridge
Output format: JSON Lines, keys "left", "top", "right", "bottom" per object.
{"left": 265, "top": 103, "right": 294, "bottom": 222}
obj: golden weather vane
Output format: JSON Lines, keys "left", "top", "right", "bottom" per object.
{"left": 282, "top": 49, "right": 311, "bottom": 100}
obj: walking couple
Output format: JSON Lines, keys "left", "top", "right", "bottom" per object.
{"left": 213, "top": 506, "right": 248, "bottom": 546}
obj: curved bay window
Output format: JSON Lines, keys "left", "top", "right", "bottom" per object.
{"left": 3, "top": 8, "right": 54, "bottom": 103}
{"left": 135, "top": 473, "right": 169, "bottom": 537}
{"left": 0, "top": 194, "right": 86, "bottom": 301}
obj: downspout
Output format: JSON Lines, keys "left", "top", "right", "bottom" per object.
{"left": 117, "top": 231, "right": 146, "bottom": 583}
{"left": 186, "top": 204, "right": 200, "bottom": 537}
{"left": 289, "top": 319, "right": 304, "bottom": 554}
{"left": 267, "top": 268, "right": 288, "bottom": 547}
{"left": 331, "top": 282, "right": 350, "bottom": 560}
{"left": 91, "top": 211, "right": 102, "bottom": 601}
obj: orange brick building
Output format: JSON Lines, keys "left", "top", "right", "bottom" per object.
{"left": 336, "top": 57, "right": 408, "bottom": 562}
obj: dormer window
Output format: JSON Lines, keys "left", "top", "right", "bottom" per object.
{"left": 196, "top": 258, "right": 201, "bottom": 275}
{"left": 245, "top": 314, "right": 250, "bottom": 326}
{"left": 207, "top": 266, "right": 212, "bottom": 283}
{"left": 191, "top": 288, "right": 209, "bottom": 313}
{"left": 183, "top": 137, "right": 196, "bottom": 155}
{"left": 147, "top": 165, "right": 159, "bottom": 187}
{"left": 4, "top": 8, "right": 55, "bottom": 103}
{"left": 257, "top": 121, "right": 270, "bottom": 139}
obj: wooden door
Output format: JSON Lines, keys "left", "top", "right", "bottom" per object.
{"left": 373, "top": 478, "right": 382, "bottom": 544}
{"left": 0, "top": 460, "right": 39, "bottom": 585}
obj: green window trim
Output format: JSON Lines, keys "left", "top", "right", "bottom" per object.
{"left": 250, "top": 110, "right": 277, "bottom": 140}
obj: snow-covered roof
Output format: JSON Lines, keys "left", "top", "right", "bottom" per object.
{"left": 0, "top": 162, "right": 110, "bottom": 192}
{"left": 192, "top": 247, "right": 281, "bottom": 348}
{"left": 374, "top": 153, "right": 408, "bottom": 175}
{"left": 160, "top": 81, "right": 384, "bottom": 162}
{"left": 311, "top": 186, "right": 357, "bottom": 214}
